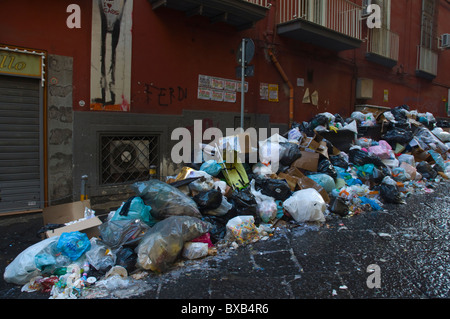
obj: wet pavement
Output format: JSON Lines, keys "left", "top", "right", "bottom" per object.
{"left": 1, "top": 182, "right": 450, "bottom": 302}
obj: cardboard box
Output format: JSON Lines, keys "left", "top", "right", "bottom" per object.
{"left": 291, "top": 151, "right": 319, "bottom": 172}
{"left": 43, "top": 200, "right": 102, "bottom": 238}
{"left": 286, "top": 167, "right": 330, "bottom": 203}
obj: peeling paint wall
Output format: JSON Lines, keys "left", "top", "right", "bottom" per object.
{"left": 47, "top": 55, "right": 74, "bottom": 205}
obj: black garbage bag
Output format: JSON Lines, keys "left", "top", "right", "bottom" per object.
{"left": 329, "top": 153, "right": 349, "bottom": 169}
{"left": 201, "top": 215, "right": 228, "bottom": 243}
{"left": 229, "top": 188, "right": 259, "bottom": 223}
{"left": 279, "top": 142, "right": 302, "bottom": 167}
{"left": 382, "top": 127, "right": 413, "bottom": 146}
{"left": 317, "top": 156, "right": 338, "bottom": 180}
{"left": 254, "top": 178, "right": 292, "bottom": 201}
{"left": 349, "top": 148, "right": 385, "bottom": 168}
{"left": 329, "top": 196, "right": 349, "bottom": 217}
{"left": 380, "top": 177, "right": 404, "bottom": 204}
{"left": 391, "top": 105, "right": 410, "bottom": 123}
{"left": 193, "top": 188, "right": 223, "bottom": 212}
{"left": 416, "top": 161, "right": 438, "bottom": 180}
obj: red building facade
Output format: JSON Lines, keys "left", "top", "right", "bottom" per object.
{"left": 1, "top": 0, "right": 449, "bottom": 212}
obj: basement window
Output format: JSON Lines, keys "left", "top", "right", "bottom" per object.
{"left": 100, "top": 134, "right": 159, "bottom": 185}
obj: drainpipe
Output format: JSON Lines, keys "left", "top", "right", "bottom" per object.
{"left": 267, "top": 49, "right": 294, "bottom": 127}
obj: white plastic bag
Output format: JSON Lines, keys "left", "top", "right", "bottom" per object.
{"left": 4, "top": 237, "right": 60, "bottom": 285}
{"left": 282, "top": 189, "right": 326, "bottom": 223}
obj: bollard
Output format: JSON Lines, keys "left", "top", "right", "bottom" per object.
{"left": 80, "top": 175, "right": 88, "bottom": 201}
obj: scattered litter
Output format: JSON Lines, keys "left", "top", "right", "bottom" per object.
{"left": 4, "top": 105, "right": 450, "bottom": 299}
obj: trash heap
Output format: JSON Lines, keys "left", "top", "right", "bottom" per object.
{"left": 4, "top": 105, "right": 450, "bottom": 298}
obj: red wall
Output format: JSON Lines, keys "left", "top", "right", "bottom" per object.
{"left": 1, "top": 0, "right": 449, "bottom": 124}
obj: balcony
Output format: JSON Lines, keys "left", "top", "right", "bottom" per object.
{"left": 416, "top": 45, "right": 438, "bottom": 80}
{"left": 366, "top": 27, "right": 399, "bottom": 68}
{"left": 277, "top": 0, "right": 363, "bottom": 51}
{"left": 149, "top": 0, "right": 270, "bottom": 30}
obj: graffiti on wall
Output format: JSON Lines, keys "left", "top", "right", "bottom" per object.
{"left": 136, "top": 82, "right": 188, "bottom": 107}
{"left": 90, "top": 0, "right": 133, "bottom": 111}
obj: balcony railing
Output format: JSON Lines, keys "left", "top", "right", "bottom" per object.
{"left": 366, "top": 27, "right": 399, "bottom": 68}
{"left": 416, "top": 45, "right": 438, "bottom": 79}
{"left": 246, "top": 0, "right": 269, "bottom": 7}
{"left": 278, "top": 0, "right": 363, "bottom": 40}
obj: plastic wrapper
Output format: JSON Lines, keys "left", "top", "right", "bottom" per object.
{"left": 282, "top": 188, "right": 326, "bottom": 223}
{"left": 288, "top": 127, "right": 302, "bottom": 141}
{"left": 131, "top": 179, "right": 201, "bottom": 220}
{"left": 136, "top": 216, "right": 212, "bottom": 272}
{"left": 397, "top": 154, "right": 415, "bottom": 166}
{"left": 99, "top": 219, "right": 150, "bottom": 249}
{"left": 57, "top": 231, "right": 91, "bottom": 261}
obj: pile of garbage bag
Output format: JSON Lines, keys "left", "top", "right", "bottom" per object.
{"left": 4, "top": 105, "right": 450, "bottom": 298}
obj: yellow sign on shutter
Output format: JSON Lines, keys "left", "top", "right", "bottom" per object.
{"left": 0, "top": 50, "right": 42, "bottom": 78}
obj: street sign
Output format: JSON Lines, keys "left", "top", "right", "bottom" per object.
{"left": 236, "top": 38, "right": 255, "bottom": 65}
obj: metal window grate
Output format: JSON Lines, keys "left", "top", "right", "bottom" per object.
{"left": 100, "top": 134, "right": 159, "bottom": 185}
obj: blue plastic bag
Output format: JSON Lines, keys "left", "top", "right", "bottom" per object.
{"left": 57, "top": 231, "right": 91, "bottom": 261}
{"left": 200, "top": 160, "right": 222, "bottom": 177}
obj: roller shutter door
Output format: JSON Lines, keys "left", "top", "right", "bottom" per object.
{"left": 0, "top": 75, "right": 43, "bottom": 213}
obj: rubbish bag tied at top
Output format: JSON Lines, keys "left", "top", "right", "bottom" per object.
{"left": 131, "top": 179, "right": 201, "bottom": 220}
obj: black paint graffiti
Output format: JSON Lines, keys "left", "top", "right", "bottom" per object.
{"left": 140, "top": 82, "right": 188, "bottom": 106}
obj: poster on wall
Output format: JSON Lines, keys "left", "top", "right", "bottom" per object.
{"left": 90, "top": 0, "right": 133, "bottom": 111}
{"left": 197, "top": 74, "right": 242, "bottom": 103}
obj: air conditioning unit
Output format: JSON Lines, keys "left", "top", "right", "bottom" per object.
{"left": 109, "top": 140, "right": 149, "bottom": 174}
{"left": 441, "top": 34, "right": 450, "bottom": 49}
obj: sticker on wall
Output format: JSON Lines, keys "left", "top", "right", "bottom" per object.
{"left": 384, "top": 89, "right": 389, "bottom": 102}
{"left": 268, "top": 84, "right": 279, "bottom": 102}
{"left": 197, "top": 74, "right": 244, "bottom": 103}
{"left": 90, "top": 0, "right": 133, "bottom": 112}
{"left": 260, "top": 83, "right": 268, "bottom": 100}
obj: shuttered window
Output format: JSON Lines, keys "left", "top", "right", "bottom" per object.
{"left": 0, "top": 75, "right": 42, "bottom": 213}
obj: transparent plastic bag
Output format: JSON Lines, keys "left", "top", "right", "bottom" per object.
{"left": 85, "top": 238, "right": 116, "bottom": 271}
{"left": 99, "top": 219, "right": 150, "bottom": 249}
{"left": 131, "top": 179, "right": 201, "bottom": 220}
{"left": 136, "top": 216, "right": 212, "bottom": 272}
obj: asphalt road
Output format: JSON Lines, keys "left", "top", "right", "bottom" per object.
{"left": 1, "top": 181, "right": 450, "bottom": 306}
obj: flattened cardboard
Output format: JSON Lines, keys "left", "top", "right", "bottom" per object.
{"left": 291, "top": 151, "right": 319, "bottom": 172}
{"left": 43, "top": 200, "right": 101, "bottom": 238}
